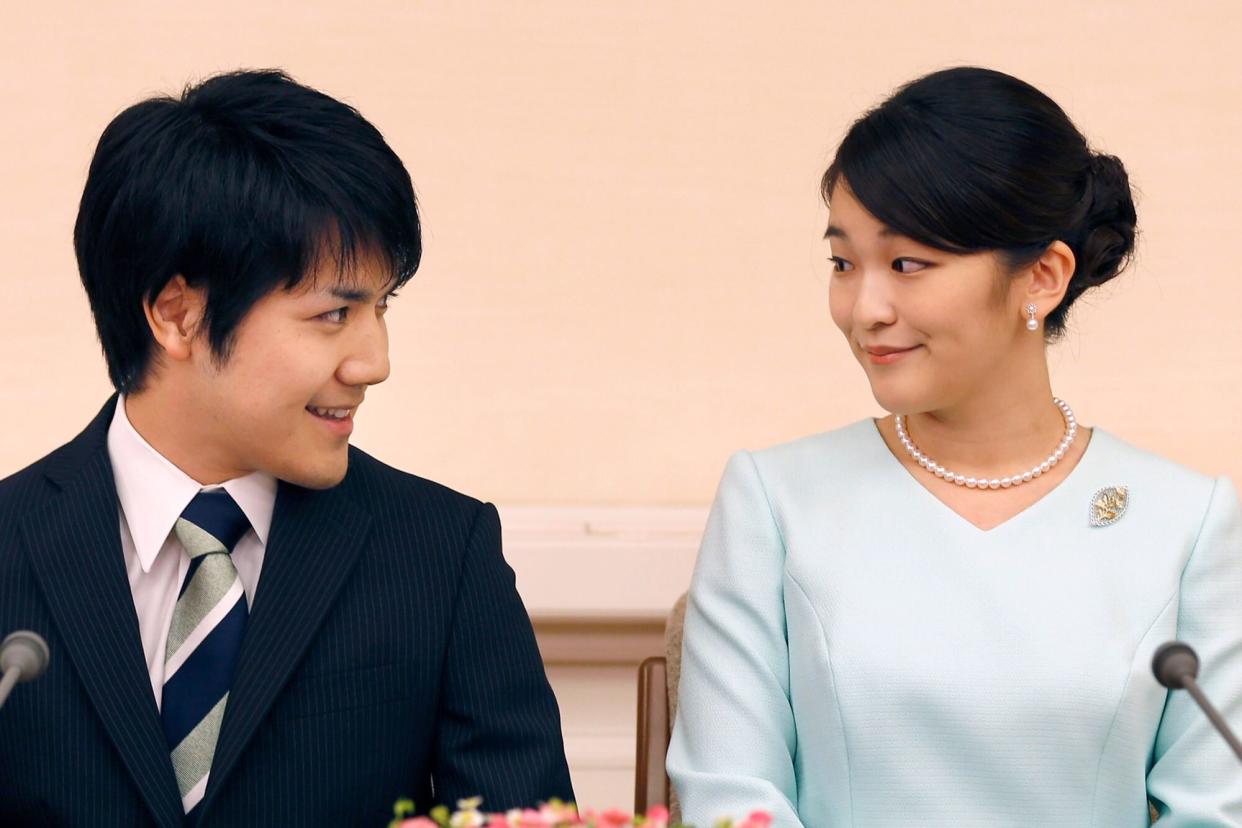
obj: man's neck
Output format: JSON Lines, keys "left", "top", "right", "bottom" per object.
{"left": 123, "top": 389, "right": 245, "bottom": 485}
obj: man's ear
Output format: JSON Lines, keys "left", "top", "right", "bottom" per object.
{"left": 143, "top": 275, "right": 205, "bottom": 363}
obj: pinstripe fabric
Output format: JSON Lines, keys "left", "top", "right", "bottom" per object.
{"left": 2, "top": 401, "right": 182, "bottom": 828}
{"left": 1, "top": 396, "right": 574, "bottom": 827}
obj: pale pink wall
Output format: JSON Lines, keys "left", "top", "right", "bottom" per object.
{"left": 2, "top": 1, "right": 1240, "bottom": 503}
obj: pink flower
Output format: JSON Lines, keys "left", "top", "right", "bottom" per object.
{"left": 394, "top": 796, "right": 772, "bottom": 828}
{"left": 516, "top": 808, "right": 553, "bottom": 828}
{"left": 736, "top": 811, "right": 773, "bottom": 828}
{"left": 540, "top": 801, "right": 582, "bottom": 825}
{"left": 596, "top": 808, "right": 633, "bottom": 828}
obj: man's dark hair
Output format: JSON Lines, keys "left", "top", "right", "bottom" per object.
{"left": 74, "top": 69, "right": 421, "bottom": 393}
{"left": 823, "top": 66, "right": 1137, "bottom": 339}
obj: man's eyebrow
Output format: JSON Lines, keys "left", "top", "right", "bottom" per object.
{"left": 326, "top": 278, "right": 399, "bottom": 303}
{"left": 328, "top": 286, "right": 372, "bottom": 302}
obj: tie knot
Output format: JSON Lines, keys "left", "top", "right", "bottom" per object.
{"left": 174, "top": 490, "right": 251, "bottom": 559}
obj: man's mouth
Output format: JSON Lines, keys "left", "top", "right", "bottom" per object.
{"left": 306, "top": 405, "right": 355, "bottom": 421}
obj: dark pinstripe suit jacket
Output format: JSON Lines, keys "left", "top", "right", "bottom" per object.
{"left": 0, "top": 396, "right": 574, "bottom": 827}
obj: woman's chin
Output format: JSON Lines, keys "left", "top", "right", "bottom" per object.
{"left": 867, "top": 384, "right": 932, "bottom": 418}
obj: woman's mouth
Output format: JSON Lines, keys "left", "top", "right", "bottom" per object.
{"left": 864, "top": 345, "right": 921, "bottom": 365}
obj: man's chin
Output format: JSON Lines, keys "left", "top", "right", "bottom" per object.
{"left": 277, "top": 453, "right": 350, "bottom": 490}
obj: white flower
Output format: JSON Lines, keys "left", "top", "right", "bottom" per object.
{"left": 450, "top": 809, "right": 484, "bottom": 828}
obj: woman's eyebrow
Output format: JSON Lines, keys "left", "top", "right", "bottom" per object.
{"left": 823, "top": 225, "right": 899, "bottom": 240}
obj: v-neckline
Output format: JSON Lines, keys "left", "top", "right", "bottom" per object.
{"left": 866, "top": 417, "right": 1104, "bottom": 536}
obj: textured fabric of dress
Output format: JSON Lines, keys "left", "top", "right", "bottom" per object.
{"left": 668, "top": 419, "right": 1242, "bottom": 828}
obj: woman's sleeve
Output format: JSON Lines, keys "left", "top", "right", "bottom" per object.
{"left": 1147, "top": 476, "right": 1242, "bottom": 825}
{"left": 666, "top": 450, "right": 803, "bottom": 827}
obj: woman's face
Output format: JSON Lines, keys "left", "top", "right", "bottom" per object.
{"left": 826, "top": 183, "right": 1029, "bottom": 416}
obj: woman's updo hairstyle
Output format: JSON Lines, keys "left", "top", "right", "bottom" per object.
{"left": 822, "top": 67, "right": 1137, "bottom": 338}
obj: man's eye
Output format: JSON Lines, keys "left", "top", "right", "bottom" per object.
{"left": 378, "top": 290, "right": 399, "bottom": 310}
{"left": 893, "top": 258, "right": 930, "bottom": 274}
{"left": 829, "top": 257, "right": 854, "bottom": 273}
{"left": 320, "top": 307, "right": 349, "bottom": 323}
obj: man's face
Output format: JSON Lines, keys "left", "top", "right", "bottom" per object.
{"left": 183, "top": 254, "right": 395, "bottom": 489}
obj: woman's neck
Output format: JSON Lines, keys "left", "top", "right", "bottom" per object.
{"left": 896, "top": 380, "right": 1069, "bottom": 477}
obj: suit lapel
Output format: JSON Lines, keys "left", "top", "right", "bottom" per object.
{"left": 22, "top": 397, "right": 185, "bottom": 828}
{"left": 199, "top": 477, "right": 371, "bottom": 816}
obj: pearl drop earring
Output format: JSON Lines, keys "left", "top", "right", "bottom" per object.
{"left": 1025, "top": 304, "right": 1039, "bottom": 332}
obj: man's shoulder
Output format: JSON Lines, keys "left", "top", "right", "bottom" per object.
{"left": 341, "top": 444, "right": 489, "bottom": 530}
{"left": 1, "top": 397, "right": 115, "bottom": 508}
{"left": 0, "top": 442, "right": 73, "bottom": 510}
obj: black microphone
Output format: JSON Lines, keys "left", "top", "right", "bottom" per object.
{"left": 0, "top": 630, "right": 49, "bottom": 710}
{"left": 1152, "top": 640, "right": 1242, "bottom": 764}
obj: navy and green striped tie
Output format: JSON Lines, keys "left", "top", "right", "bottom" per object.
{"left": 160, "top": 489, "right": 251, "bottom": 815}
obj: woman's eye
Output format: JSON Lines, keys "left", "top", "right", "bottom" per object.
{"left": 829, "top": 257, "right": 854, "bottom": 273}
{"left": 893, "top": 258, "right": 929, "bottom": 274}
{"left": 378, "top": 290, "right": 399, "bottom": 310}
{"left": 319, "top": 307, "right": 349, "bottom": 323}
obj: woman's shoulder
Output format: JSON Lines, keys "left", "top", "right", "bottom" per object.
{"left": 1086, "top": 427, "right": 1224, "bottom": 503}
{"left": 734, "top": 419, "right": 887, "bottom": 493}
{"left": 1044, "top": 426, "right": 1242, "bottom": 548}
{"left": 740, "top": 418, "right": 875, "bottom": 466}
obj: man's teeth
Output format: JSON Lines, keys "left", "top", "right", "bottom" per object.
{"left": 308, "top": 407, "right": 351, "bottom": 420}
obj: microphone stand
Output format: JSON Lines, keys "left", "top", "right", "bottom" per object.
{"left": 1153, "top": 641, "right": 1242, "bottom": 764}
{"left": 1177, "top": 674, "right": 1242, "bottom": 763}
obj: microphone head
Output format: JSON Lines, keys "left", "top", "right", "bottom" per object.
{"left": 1153, "top": 640, "right": 1199, "bottom": 689}
{"left": 0, "top": 630, "right": 50, "bottom": 683}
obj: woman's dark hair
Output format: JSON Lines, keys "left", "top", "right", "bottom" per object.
{"left": 74, "top": 69, "right": 421, "bottom": 393}
{"left": 822, "top": 66, "right": 1136, "bottom": 339}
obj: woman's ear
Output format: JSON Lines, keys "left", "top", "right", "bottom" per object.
{"left": 143, "top": 275, "right": 205, "bottom": 363}
{"left": 1018, "top": 241, "right": 1076, "bottom": 328}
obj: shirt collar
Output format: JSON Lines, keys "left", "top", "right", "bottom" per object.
{"left": 107, "top": 394, "right": 278, "bottom": 573}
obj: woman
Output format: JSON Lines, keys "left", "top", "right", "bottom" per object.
{"left": 666, "top": 67, "right": 1242, "bottom": 827}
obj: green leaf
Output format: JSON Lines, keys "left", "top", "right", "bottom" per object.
{"left": 389, "top": 797, "right": 417, "bottom": 826}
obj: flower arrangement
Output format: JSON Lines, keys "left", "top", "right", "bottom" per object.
{"left": 389, "top": 798, "right": 773, "bottom": 828}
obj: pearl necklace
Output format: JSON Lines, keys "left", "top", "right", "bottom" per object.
{"left": 894, "top": 398, "right": 1077, "bottom": 490}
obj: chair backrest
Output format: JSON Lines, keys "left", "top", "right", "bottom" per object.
{"left": 634, "top": 656, "right": 668, "bottom": 814}
{"left": 634, "top": 593, "right": 689, "bottom": 817}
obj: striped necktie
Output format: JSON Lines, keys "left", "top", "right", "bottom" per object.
{"left": 161, "top": 489, "right": 251, "bottom": 815}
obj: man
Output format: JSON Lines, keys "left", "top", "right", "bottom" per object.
{"left": 0, "top": 70, "right": 573, "bottom": 827}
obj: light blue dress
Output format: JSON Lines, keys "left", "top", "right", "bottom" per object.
{"left": 667, "top": 420, "right": 1242, "bottom": 827}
